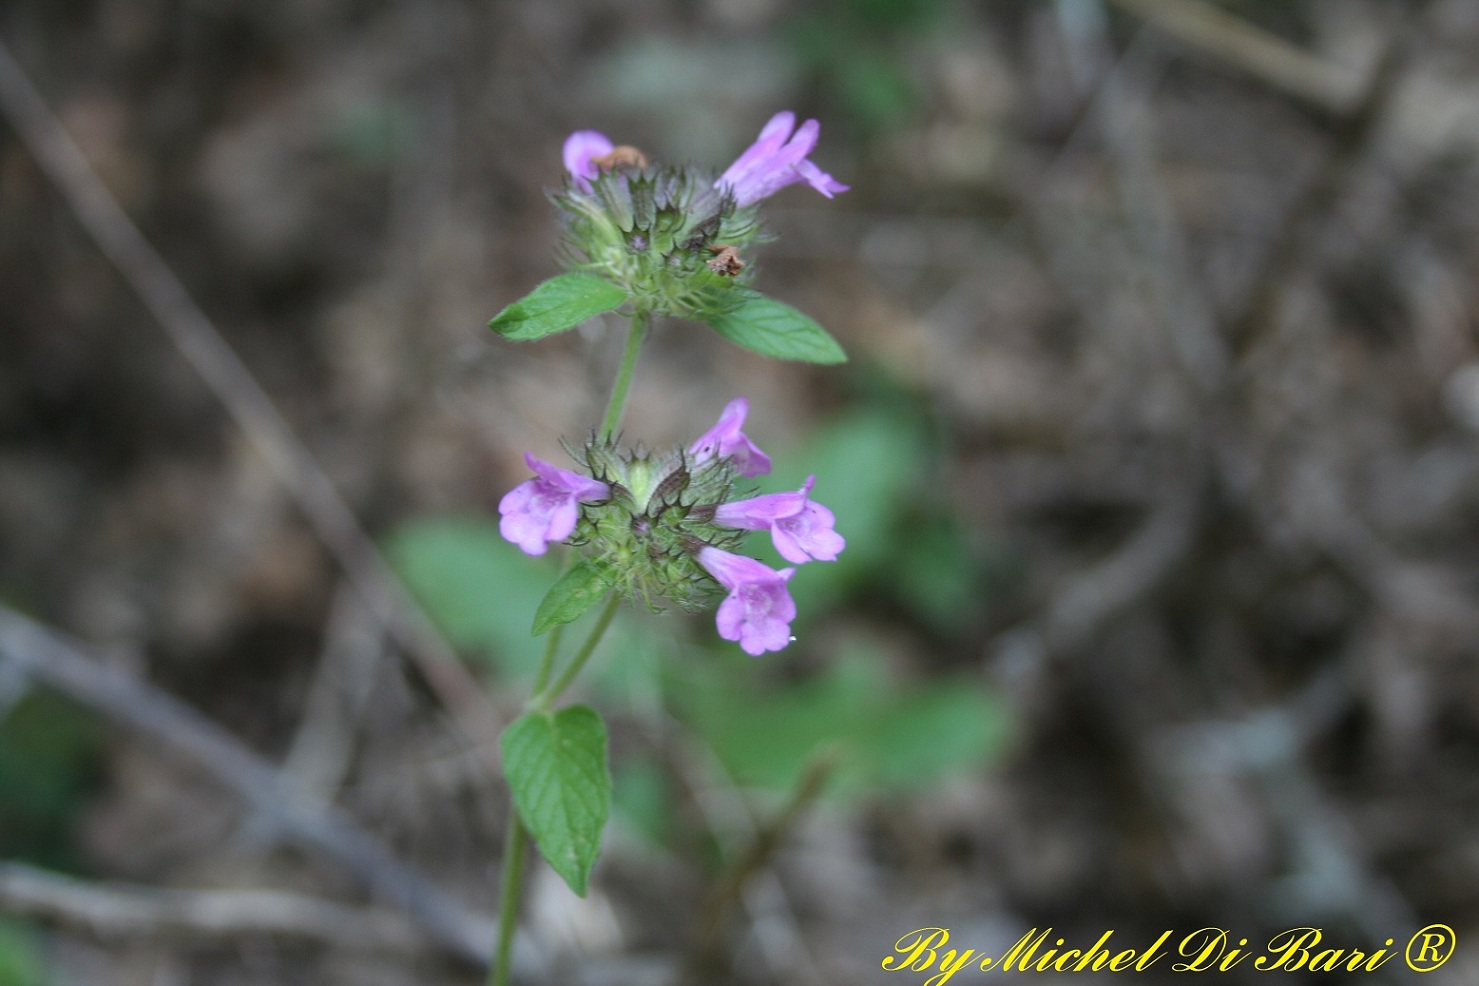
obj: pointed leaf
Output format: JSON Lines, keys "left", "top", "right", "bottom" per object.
{"left": 704, "top": 291, "right": 847, "bottom": 364}
{"left": 532, "top": 561, "right": 610, "bottom": 636}
{"left": 501, "top": 706, "right": 610, "bottom": 896}
{"left": 489, "top": 273, "right": 629, "bottom": 341}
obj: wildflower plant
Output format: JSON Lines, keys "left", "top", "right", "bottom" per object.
{"left": 484, "top": 112, "right": 849, "bottom": 984}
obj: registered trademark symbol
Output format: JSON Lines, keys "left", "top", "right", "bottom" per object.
{"left": 1405, "top": 924, "right": 1456, "bottom": 972}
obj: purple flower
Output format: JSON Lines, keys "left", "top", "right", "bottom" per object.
{"left": 697, "top": 547, "right": 797, "bottom": 656}
{"left": 689, "top": 397, "right": 771, "bottom": 477}
{"left": 499, "top": 453, "right": 610, "bottom": 556}
{"left": 715, "top": 475, "right": 845, "bottom": 564}
{"left": 563, "top": 130, "right": 614, "bottom": 192}
{"left": 716, "top": 111, "right": 849, "bottom": 207}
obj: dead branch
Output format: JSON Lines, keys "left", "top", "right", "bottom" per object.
{"left": 0, "top": 863, "right": 429, "bottom": 956}
{"left": 1105, "top": 0, "right": 1363, "bottom": 113}
{"left": 281, "top": 583, "right": 387, "bottom": 800}
{"left": 1046, "top": 490, "right": 1202, "bottom": 657}
{"left": 1217, "top": 15, "right": 1423, "bottom": 359}
{"left": 0, "top": 604, "right": 493, "bottom": 965}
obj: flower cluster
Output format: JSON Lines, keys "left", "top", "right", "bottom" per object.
{"left": 498, "top": 398, "right": 844, "bottom": 655}
{"left": 551, "top": 112, "right": 847, "bottom": 321}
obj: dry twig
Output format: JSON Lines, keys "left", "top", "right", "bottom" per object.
{"left": 281, "top": 583, "right": 388, "bottom": 800}
{"left": 1105, "top": 0, "right": 1364, "bottom": 112}
{"left": 0, "top": 863, "right": 430, "bottom": 956}
{"left": 0, "top": 604, "right": 494, "bottom": 965}
{"left": 685, "top": 751, "right": 839, "bottom": 982}
{"left": 1211, "top": 13, "right": 1422, "bottom": 359}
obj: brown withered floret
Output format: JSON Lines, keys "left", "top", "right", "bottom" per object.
{"left": 590, "top": 145, "right": 649, "bottom": 171}
{"left": 706, "top": 244, "right": 744, "bottom": 276}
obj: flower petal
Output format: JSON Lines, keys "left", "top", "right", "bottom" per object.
{"left": 718, "top": 583, "right": 796, "bottom": 655}
{"left": 717, "top": 111, "right": 796, "bottom": 192}
{"left": 689, "top": 398, "right": 772, "bottom": 477}
{"left": 497, "top": 453, "right": 609, "bottom": 556}
{"left": 716, "top": 113, "right": 845, "bottom": 207}
{"left": 563, "top": 130, "right": 614, "bottom": 191}
{"left": 714, "top": 488, "right": 807, "bottom": 529}
{"left": 702, "top": 551, "right": 798, "bottom": 655}
{"left": 526, "top": 452, "right": 610, "bottom": 501}
{"left": 696, "top": 545, "right": 779, "bottom": 590}
{"left": 773, "top": 502, "right": 846, "bottom": 563}
{"left": 795, "top": 159, "right": 849, "bottom": 198}
{"left": 715, "top": 476, "right": 844, "bottom": 563}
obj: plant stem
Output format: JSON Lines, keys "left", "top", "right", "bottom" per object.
{"left": 532, "top": 593, "right": 621, "bottom": 710}
{"left": 599, "top": 312, "right": 648, "bottom": 441}
{"left": 685, "top": 750, "right": 840, "bottom": 980}
{"left": 529, "top": 623, "right": 563, "bottom": 697}
{"left": 488, "top": 814, "right": 528, "bottom": 986}
{"left": 491, "top": 309, "right": 642, "bottom": 982}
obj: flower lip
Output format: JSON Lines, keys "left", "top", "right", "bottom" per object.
{"left": 697, "top": 546, "right": 797, "bottom": 656}
{"left": 716, "top": 111, "right": 849, "bottom": 207}
{"left": 713, "top": 475, "right": 845, "bottom": 564}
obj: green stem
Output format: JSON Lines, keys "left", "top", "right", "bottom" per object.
{"left": 529, "top": 622, "right": 564, "bottom": 698}
{"left": 528, "top": 560, "right": 578, "bottom": 697}
{"left": 489, "top": 814, "right": 528, "bottom": 986}
{"left": 491, "top": 310, "right": 642, "bottom": 982}
{"left": 599, "top": 312, "right": 648, "bottom": 441}
{"left": 532, "top": 593, "right": 621, "bottom": 710}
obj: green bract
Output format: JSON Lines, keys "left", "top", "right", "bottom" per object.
{"left": 552, "top": 165, "right": 763, "bottom": 321}
{"left": 566, "top": 437, "right": 746, "bottom": 614}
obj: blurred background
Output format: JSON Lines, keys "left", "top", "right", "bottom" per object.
{"left": 4, "top": 0, "right": 1479, "bottom": 982}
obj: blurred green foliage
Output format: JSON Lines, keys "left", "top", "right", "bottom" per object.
{"left": 325, "top": 97, "right": 416, "bottom": 171}
{"left": 610, "top": 756, "right": 672, "bottom": 846}
{"left": 764, "top": 389, "right": 1017, "bottom": 637}
{"left": 386, "top": 517, "right": 560, "bottom": 679}
{"left": 673, "top": 645, "right": 1006, "bottom": 797}
{"left": 0, "top": 691, "right": 102, "bottom": 871}
{"left": 787, "top": 0, "right": 952, "bottom": 135}
{"left": 0, "top": 922, "right": 45, "bottom": 986}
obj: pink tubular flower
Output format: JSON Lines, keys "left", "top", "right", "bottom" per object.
{"left": 499, "top": 453, "right": 610, "bottom": 556}
{"left": 563, "top": 130, "right": 615, "bottom": 191}
{"left": 714, "top": 475, "right": 845, "bottom": 564}
{"left": 697, "top": 547, "right": 797, "bottom": 656}
{"left": 716, "top": 111, "right": 849, "bottom": 207}
{"left": 689, "top": 397, "right": 771, "bottom": 477}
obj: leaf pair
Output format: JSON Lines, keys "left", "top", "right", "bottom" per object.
{"left": 488, "top": 272, "right": 846, "bottom": 364}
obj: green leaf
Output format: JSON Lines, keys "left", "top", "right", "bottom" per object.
{"left": 488, "top": 273, "right": 629, "bottom": 342}
{"left": 501, "top": 706, "right": 611, "bottom": 896}
{"left": 532, "top": 561, "right": 610, "bottom": 636}
{"left": 704, "top": 291, "right": 846, "bottom": 364}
